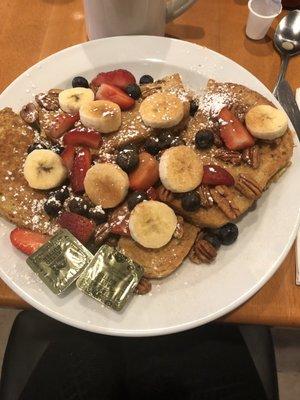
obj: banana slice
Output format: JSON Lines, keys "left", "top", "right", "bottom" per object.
{"left": 79, "top": 100, "right": 121, "bottom": 133}
{"left": 24, "top": 149, "right": 67, "bottom": 190}
{"left": 58, "top": 88, "right": 94, "bottom": 114}
{"left": 139, "top": 92, "right": 184, "bottom": 129}
{"left": 84, "top": 163, "right": 129, "bottom": 208}
{"left": 159, "top": 145, "right": 203, "bottom": 193}
{"left": 245, "top": 104, "right": 288, "bottom": 140}
{"left": 129, "top": 200, "right": 177, "bottom": 249}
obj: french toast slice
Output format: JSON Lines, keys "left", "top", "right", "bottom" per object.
{"left": 118, "top": 221, "right": 198, "bottom": 279}
{"left": 163, "top": 80, "right": 294, "bottom": 228}
{"left": 0, "top": 108, "right": 58, "bottom": 234}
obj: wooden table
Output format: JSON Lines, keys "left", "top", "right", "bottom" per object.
{"left": 0, "top": 0, "right": 299, "bottom": 326}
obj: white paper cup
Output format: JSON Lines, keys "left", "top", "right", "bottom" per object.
{"left": 246, "top": 0, "right": 282, "bottom": 40}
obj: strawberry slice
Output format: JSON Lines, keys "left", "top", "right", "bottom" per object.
{"left": 71, "top": 147, "right": 91, "bottom": 193}
{"left": 219, "top": 107, "right": 255, "bottom": 150}
{"left": 146, "top": 186, "right": 158, "bottom": 200}
{"left": 10, "top": 228, "right": 49, "bottom": 255}
{"left": 57, "top": 212, "right": 95, "bottom": 243}
{"left": 96, "top": 83, "right": 135, "bottom": 111}
{"left": 129, "top": 152, "right": 159, "bottom": 191}
{"left": 61, "top": 145, "right": 75, "bottom": 171}
{"left": 49, "top": 113, "right": 80, "bottom": 139}
{"left": 91, "top": 69, "right": 136, "bottom": 90}
{"left": 202, "top": 165, "right": 235, "bottom": 186}
{"left": 110, "top": 215, "right": 130, "bottom": 237}
{"left": 63, "top": 128, "right": 102, "bottom": 149}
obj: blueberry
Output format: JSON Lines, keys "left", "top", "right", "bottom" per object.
{"left": 189, "top": 100, "right": 199, "bottom": 116}
{"left": 50, "top": 185, "right": 70, "bottom": 203}
{"left": 170, "top": 136, "right": 185, "bottom": 147}
{"left": 217, "top": 223, "right": 238, "bottom": 245}
{"left": 72, "top": 76, "right": 89, "bottom": 88}
{"left": 89, "top": 206, "right": 107, "bottom": 224}
{"left": 44, "top": 196, "right": 62, "bottom": 217}
{"left": 68, "top": 197, "right": 91, "bottom": 216}
{"left": 139, "top": 75, "right": 154, "bottom": 85}
{"left": 158, "top": 131, "right": 173, "bottom": 150}
{"left": 144, "top": 136, "right": 161, "bottom": 155}
{"left": 181, "top": 191, "right": 201, "bottom": 212}
{"left": 203, "top": 233, "right": 221, "bottom": 249}
{"left": 127, "top": 191, "right": 148, "bottom": 210}
{"left": 51, "top": 144, "right": 65, "bottom": 155}
{"left": 27, "top": 142, "right": 47, "bottom": 154}
{"left": 125, "top": 83, "right": 141, "bottom": 100}
{"left": 195, "top": 130, "right": 214, "bottom": 150}
{"left": 116, "top": 145, "right": 139, "bottom": 172}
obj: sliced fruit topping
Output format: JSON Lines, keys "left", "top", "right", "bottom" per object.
{"left": 127, "top": 191, "right": 148, "bottom": 210}
{"left": 110, "top": 215, "right": 130, "bottom": 236}
{"left": 58, "top": 88, "right": 94, "bottom": 114}
{"left": 49, "top": 185, "right": 70, "bottom": 202}
{"left": 245, "top": 104, "right": 288, "bottom": 140}
{"left": 146, "top": 186, "right": 158, "bottom": 200}
{"left": 202, "top": 165, "right": 235, "bottom": 186}
{"left": 72, "top": 76, "right": 89, "bottom": 88}
{"left": 96, "top": 83, "right": 135, "bottom": 111}
{"left": 129, "top": 200, "right": 177, "bottom": 249}
{"left": 217, "top": 223, "right": 238, "bottom": 245}
{"left": 128, "top": 152, "right": 159, "bottom": 191}
{"left": 139, "top": 74, "right": 154, "bottom": 85}
{"left": 68, "top": 196, "right": 91, "bottom": 217}
{"left": 57, "top": 211, "right": 95, "bottom": 243}
{"left": 49, "top": 113, "right": 80, "bottom": 139}
{"left": 116, "top": 145, "right": 139, "bottom": 172}
{"left": 219, "top": 107, "right": 255, "bottom": 150}
{"left": 139, "top": 92, "right": 184, "bottom": 129}
{"left": 84, "top": 163, "right": 129, "bottom": 208}
{"left": 181, "top": 191, "right": 201, "bottom": 212}
{"left": 10, "top": 228, "right": 49, "bottom": 255}
{"left": 44, "top": 196, "right": 63, "bottom": 217}
{"left": 91, "top": 69, "right": 136, "bottom": 90}
{"left": 23, "top": 149, "right": 68, "bottom": 190}
{"left": 159, "top": 145, "right": 203, "bottom": 193}
{"left": 61, "top": 145, "right": 76, "bottom": 172}
{"left": 71, "top": 147, "right": 91, "bottom": 193}
{"left": 124, "top": 83, "right": 141, "bottom": 100}
{"left": 195, "top": 129, "right": 214, "bottom": 150}
{"left": 189, "top": 99, "right": 199, "bottom": 116}
{"left": 63, "top": 128, "right": 102, "bottom": 149}
{"left": 79, "top": 99, "right": 121, "bottom": 133}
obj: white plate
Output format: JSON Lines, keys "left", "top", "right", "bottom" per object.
{"left": 0, "top": 36, "right": 299, "bottom": 336}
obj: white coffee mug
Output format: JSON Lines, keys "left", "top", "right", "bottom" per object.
{"left": 84, "top": 0, "right": 197, "bottom": 40}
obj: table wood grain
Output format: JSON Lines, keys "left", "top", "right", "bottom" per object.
{"left": 0, "top": 0, "right": 299, "bottom": 326}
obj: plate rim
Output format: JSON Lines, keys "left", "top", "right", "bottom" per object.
{"left": 0, "top": 35, "right": 299, "bottom": 336}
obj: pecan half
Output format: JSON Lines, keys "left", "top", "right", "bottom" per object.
{"left": 35, "top": 92, "right": 59, "bottom": 111}
{"left": 135, "top": 277, "right": 152, "bottom": 295}
{"left": 198, "top": 185, "right": 214, "bottom": 208}
{"left": 173, "top": 216, "right": 184, "bottom": 239}
{"left": 157, "top": 186, "right": 173, "bottom": 203}
{"left": 20, "top": 103, "right": 39, "bottom": 125}
{"left": 189, "top": 238, "right": 217, "bottom": 264}
{"left": 211, "top": 185, "right": 240, "bottom": 219}
{"left": 235, "top": 174, "right": 263, "bottom": 200}
{"left": 214, "top": 148, "right": 242, "bottom": 166}
{"left": 94, "top": 222, "right": 111, "bottom": 245}
{"left": 242, "top": 145, "right": 260, "bottom": 169}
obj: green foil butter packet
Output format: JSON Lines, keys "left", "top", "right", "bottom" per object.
{"left": 26, "top": 229, "right": 93, "bottom": 295}
{"left": 77, "top": 245, "right": 144, "bottom": 311}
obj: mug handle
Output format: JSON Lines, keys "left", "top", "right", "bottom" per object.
{"left": 165, "top": 0, "right": 197, "bottom": 23}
